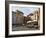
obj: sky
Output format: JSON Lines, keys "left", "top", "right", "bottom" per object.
{"left": 12, "top": 6, "right": 39, "bottom": 16}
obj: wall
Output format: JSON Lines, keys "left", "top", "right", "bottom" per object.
{"left": 0, "top": 0, "right": 46, "bottom": 38}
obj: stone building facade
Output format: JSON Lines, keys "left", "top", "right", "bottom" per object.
{"left": 27, "top": 8, "right": 40, "bottom": 27}
{"left": 12, "top": 10, "right": 24, "bottom": 25}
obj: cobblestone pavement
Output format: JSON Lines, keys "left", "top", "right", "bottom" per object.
{"left": 12, "top": 24, "right": 40, "bottom": 31}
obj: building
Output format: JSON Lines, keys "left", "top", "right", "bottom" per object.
{"left": 12, "top": 10, "right": 24, "bottom": 25}
{"left": 28, "top": 11, "right": 38, "bottom": 21}
{"left": 23, "top": 16, "right": 32, "bottom": 24}
{"left": 27, "top": 9, "right": 40, "bottom": 28}
{"left": 28, "top": 8, "right": 40, "bottom": 21}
